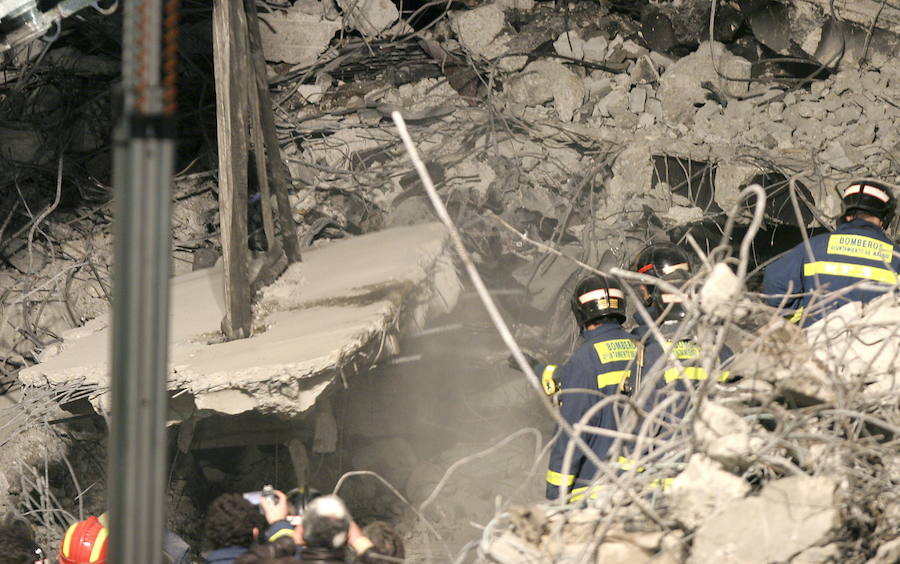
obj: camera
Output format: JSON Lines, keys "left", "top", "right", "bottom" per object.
{"left": 243, "top": 484, "right": 278, "bottom": 508}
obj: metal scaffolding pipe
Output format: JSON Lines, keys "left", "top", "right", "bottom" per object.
{"left": 109, "top": 0, "right": 178, "bottom": 562}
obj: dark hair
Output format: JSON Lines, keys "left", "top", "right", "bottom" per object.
{"left": 0, "top": 513, "right": 42, "bottom": 564}
{"left": 234, "top": 536, "right": 297, "bottom": 564}
{"left": 359, "top": 521, "right": 404, "bottom": 562}
{"left": 205, "top": 493, "right": 265, "bottom": 549}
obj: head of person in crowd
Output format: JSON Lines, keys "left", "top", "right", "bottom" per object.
{"left": 840, "top": 180, "right": 896, "bottom": 229}
{"left": 298, "top": 495, "right": 351, "bottom": 550}
{"left": 570, "top": 274, "right": 627, "bottom": 330}
{"left": 57, "top": 516, "right": 107, "bottom": 564}
{"left": 631, "top": 242, "right": 692, "bottom": 314}
{"left": 206, "top": 493, "right": 267, "bottom": 551}
{"left": 359, "top": 521, "right": 404, "bottom": 562}
{"left": 0, "top": 513, "right": 46, "bottom": 564}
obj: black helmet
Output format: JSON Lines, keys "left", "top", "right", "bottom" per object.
{"left": 571, "top": 274, "right": 627, "bottom": 328}
{"left": 652, "top": 268, "right": 691, "bottom": 322}
{"left": 841, "top": 181, "right": 896, "bottom": 229}
{"left": 631, "top": 243, "right": 692, "bottom": 306}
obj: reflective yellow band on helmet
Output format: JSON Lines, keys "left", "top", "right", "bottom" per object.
{"left": 803, "top": 261, "right": 897, "bottom": 284}
{"left": 664, "top": 366, "right": 709, "bottom": 383}
{"left": 90, "top": 527, "right": 108, "bottom": 563}
{"left": 789, "top": 307, "right": 804, "bottom": 324}
{"left": 541, "top": 365, "right": 559, "bottom": 396}
{"left": 62, "top": 523, "right": 77, "bottom": 557}
{"left": 546, "top": 469, "right": 575, "bottom": 486}
{"left": 597, "top": 370, "right": 630, "bottom": 389}
{"left": 268, "top": 528, "right": 294, "bottom": 542}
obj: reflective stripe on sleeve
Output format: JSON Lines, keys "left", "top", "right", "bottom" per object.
{"left": 546, "top": 469, "right": 576, "bottom": 486}
{"left": 803, "top": 261, "right": 897, "bottom": 284}
{"left": 789, "top": 307, "right": 804, "bottom": 324}
{"left": 597, "top": 370, "right": 630, "bottom": 389}
{"left": 541, "top": 365, "right": 559, "bottom": 396}
{"left": 718, "top": 370, "right": 731, "bottom": 382}
{"left": 663, "top": 366, "right": 709, "bottom": 383}
{"left": 268, "top": 528, "right": 295, "bottom": 542}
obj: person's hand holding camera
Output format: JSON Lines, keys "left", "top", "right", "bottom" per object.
{"left": 261, "top": 489, "right": 289, "bottom": 524}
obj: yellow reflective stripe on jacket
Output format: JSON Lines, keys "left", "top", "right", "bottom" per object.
{"left": 617, "top": 456, "right": 645, "bottom": 472}
{"left": 546, "top": 469, "right": 575, "bottom": 486}
{"left": 568, "top": 485, "right": 604, "bottom": 502}
{"left": 594, "top": 339, "right": 637, "bottom": 363}
{"left": 803, "top": 261, "right": 897, "bottom": 284}
{"left": 718, "top": 370, "right": 731, "bottom": 382}
{"left": 663, "top": 366, "right": 709, "bottom": 383}
{"left": 597, "top": 370, "right": 630, "bottom": 389}
{"left": 789, "top": 306, "right": 804, "bottom": 324}
{"left": 827, "top": 234, "right": 893, "bottom": 262}
{"left": 671, "top": 341, "right": 701, "bottom": 360}
{"left": 541, "top": 365, "right": 558, "bottom": 396}
{"left": 268, "top": 527, "right": 295, "bottom": 542}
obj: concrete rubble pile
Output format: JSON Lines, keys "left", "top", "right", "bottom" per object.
{"left": 476, "top": 267, "right": 900, "bottom": 563}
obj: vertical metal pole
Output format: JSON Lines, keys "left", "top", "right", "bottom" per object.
{"left": 109, "top": 0, "right": 177, "bottom": 562}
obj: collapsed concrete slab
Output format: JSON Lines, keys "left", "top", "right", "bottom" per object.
{"left": 20, "top": 223, "right": 459, "bottom": 422}
{"left": 689, "top": 475, "right": 839, "bottom": 564}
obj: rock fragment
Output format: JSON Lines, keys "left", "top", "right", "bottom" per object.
{"left": 506, "top": 60, "right": 585, "bottom": 122}
{"left": 667, "top": 454, "right": 750, "bottom": 529}
{"left": 656, "top": 41, "right": 751, "bottom": 124}
{"left": 689, "top": 476, "right": 840, "bottom": 564}
{"left": 259, "top": 3, "right": 341, "bottom": 65}
{"left": 336, "top": 0, "right": 398, "bottom": 37}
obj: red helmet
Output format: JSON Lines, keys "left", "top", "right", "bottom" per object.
{"left": 59, "top": 516, "right": 108, "bottom": 564}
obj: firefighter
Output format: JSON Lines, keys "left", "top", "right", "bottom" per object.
{"left": 628, "top": 245, "right": 732, "bottom": 452}
{"left": 545, "top": 273, "right": 639, "bottom": 502}
{"left": 629, "top": 242, "right": 693, "bottom": 338}
{"left": 763, "top": 180, "right": 900, "bottom": 326}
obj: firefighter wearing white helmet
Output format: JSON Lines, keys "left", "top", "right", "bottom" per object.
{"left": 763, "top": 179, "right": 900, "bottom": 327}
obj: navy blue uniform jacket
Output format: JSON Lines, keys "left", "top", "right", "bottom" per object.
{"left": 637, "top": 322, "right": 733, "bottom": 440}
{"left": 546, "top": 323, "right": 638, "bottom": 500}
{"left": 762, "top": 218, "right": 900, "bottom": 326}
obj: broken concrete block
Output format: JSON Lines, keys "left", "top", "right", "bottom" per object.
{"left": 336, "top": 0, "right": 398, "bottom": 36}
{"left": 820, "top": 140, "right": 854, "bottom": 169}
{"left": 259, "top": 5, "right": 342, "bottom": 65}
{"left": 667, "top": 454, "right": 750, "bottom": 529}
{"left": 657, "top": 41, "right": 751, "bottom": 124}
{"left": 494, "top": 0, "right": 534, "bottom": 10}
{"left": 791, "top": 543, "right": 840, "bottom": 564}
{"left": 554, "top": 30, "right": 584, "bottom": 60}
{"left": 699, "top": 263, "right": 743, "bottom": 318}
{"left": 693, "top": 402, "right": 760, "bottom": 471}
{"left": 867, "top": 537, "right": 900, "bottom": 564}
{"left": 846, "top": 121, "right": 876, "bottom": 146}
{"left": 630, "top": 55, "right": 661, "bottom": 84}
{"left": 689, "top": 475, "right": 839, "bottom": 564}
{"left": 629, "top": 86, "right": 648, "bottom": 114}
{"left": 451, "top": 4, "right": 522, "bottom": 69}
{"left": 583, "top": 35, "right": 608, "bottom": 63}
{"left": 506, "top": 60, "right": 585, "bottom": 122}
